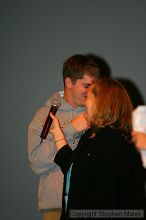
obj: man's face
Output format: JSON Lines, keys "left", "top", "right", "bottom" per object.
{"left": 68, "top": 74, "right": 95, "bottom": 107}
{"left": 85, "top": 84, "right": 96, "bottom": 121}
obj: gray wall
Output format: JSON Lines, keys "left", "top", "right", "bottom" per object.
{"left": 1, "top": 0, "right": 146, "bottom": 219}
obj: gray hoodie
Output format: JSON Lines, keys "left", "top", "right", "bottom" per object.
{"left": 28, "top": 91, "right": 85, "bottom": 210}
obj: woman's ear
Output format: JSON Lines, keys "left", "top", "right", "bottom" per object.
{"left": 64, "top": 77, "right": 72, "bottom": 88}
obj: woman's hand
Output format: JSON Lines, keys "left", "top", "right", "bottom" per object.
{"left": 49, "top": 112, "right": 67, "bottom": 149}
{"left": 71, "top": 112, "right": 89, "bottom": 132}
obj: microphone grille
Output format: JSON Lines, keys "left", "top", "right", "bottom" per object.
{"left": 51, "top": 99, "right": 61, "bottom": 108}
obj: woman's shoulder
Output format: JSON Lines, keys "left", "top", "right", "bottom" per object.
{"left": 95, "top": 126, "right": 124, "bottom": 137}
{"left": 94, "top": 126, "right": 132, "bottom": 147}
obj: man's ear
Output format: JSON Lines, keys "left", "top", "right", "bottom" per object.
{"left": 64, "top": 77, "right": 72, "bottom": 88}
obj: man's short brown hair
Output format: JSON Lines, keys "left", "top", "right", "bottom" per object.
{"left": 62, "top": 54, "right": 100, "bottom": 84}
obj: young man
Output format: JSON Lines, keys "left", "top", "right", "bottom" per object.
{"left": 27, "top": 54, "right": 100, "bottom": 220}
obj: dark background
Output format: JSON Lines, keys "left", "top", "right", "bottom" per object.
{"left": 1, "top": 0, "right": 146, "bottom": 219}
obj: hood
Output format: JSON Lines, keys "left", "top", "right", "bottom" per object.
{"left": 45, "top": 91, "right": 85, "bottom": 112}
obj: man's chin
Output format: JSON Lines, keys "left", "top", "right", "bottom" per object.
{"left": 80, "top": 101, "right": 85, "bottom": 107}
{"left": 78, "top": 98, "right": 86, "bottom": 107}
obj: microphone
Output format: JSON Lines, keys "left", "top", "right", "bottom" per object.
{"left": 40, "top": 100, "right": 61, "bottom": 143}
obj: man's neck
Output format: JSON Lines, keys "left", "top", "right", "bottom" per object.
{"left": 63, "top": 91, "right": 77, "bottom": 108}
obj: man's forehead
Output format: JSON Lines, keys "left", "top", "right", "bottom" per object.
{"left": 82, "top": 75, "right": 95, "bottom": 83}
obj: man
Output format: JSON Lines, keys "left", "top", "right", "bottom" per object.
{"left": 27, "top": 54, "right": 100, "bottom": 220}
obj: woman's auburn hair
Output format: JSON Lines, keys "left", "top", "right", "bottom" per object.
{"left": 90, "top": 78, "right": 134, "bottom": 134}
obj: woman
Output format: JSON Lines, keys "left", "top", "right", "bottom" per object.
{"left": 50, "top": 79, "right": 146, "bottom": 219}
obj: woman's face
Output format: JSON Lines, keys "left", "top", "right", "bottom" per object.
{"left": 85, "top": 86, "right": 96, "bottom": 121}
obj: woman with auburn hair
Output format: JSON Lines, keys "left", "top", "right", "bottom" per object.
{"left": 50, "top": 78, "right": 146, "bottom": 220}
{"left": 87, "top": 78, "right": 133, "bottom": 133}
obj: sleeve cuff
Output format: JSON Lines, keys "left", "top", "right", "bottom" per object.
{"left": 54, "top": 145, "right": 73, "bottom": 174}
